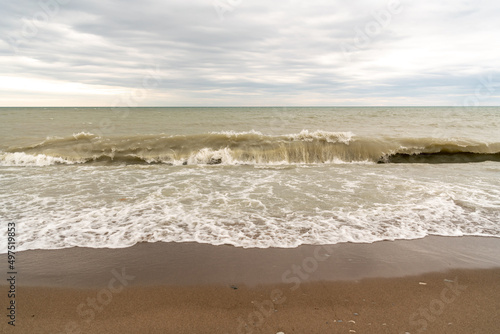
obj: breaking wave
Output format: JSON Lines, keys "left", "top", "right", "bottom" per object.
{"left": 1, "top": 130, "right": 499, "bottom": 166}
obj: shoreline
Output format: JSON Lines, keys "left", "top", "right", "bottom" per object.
{"left": 1, "top": 236, "right": 500, "bottom": 333}
{"left": 4, "top": 235, "right": 500, "bottom": 288}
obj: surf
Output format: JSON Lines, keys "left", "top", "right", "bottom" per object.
{"left": 1, "top": 130, "right": 499, "bottom": 166}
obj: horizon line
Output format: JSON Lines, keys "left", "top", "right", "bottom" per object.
{"left": 1, "top": 105, "right": 499, "bottom": 108}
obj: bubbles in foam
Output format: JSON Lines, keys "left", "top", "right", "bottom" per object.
{"left": 288, "top": 130, "right": 354, "bottom": 144}
{"left": 72, "top": 131, "right": 98, "bottom": 139}
{"left": 186, "top": 147, "right": 235, "bottom": 165}
{"left": 211, "top": 130, "right": 264, "bottom": 137}
{"left": 1, "top": 162, "right": 499, "bottom": 253}
{"left": 0, "top": 152, "right": 75, "bottom": 167}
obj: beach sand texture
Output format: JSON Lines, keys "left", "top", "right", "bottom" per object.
{"left": 1, "top": 236, "right": 499, "bottom": 333}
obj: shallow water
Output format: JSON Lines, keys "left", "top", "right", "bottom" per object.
{"left": 1, "top": 107, "right": 499, "bottom": 252}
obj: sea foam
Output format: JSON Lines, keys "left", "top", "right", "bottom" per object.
{"left": 1, "top": 162, "right": 499, "bottom": 253}
{"left": 0, "top": 152, "right": 75, "bottom": 166}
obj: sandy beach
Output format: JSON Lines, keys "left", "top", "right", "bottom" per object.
{"left": 1, "top": 236, "right": 500, "bottom": 333}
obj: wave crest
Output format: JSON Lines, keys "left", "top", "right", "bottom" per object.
{"left": 2, "top": 131, "right": 499, "bottom": 166}
{"left": 0, "top": 152, "right": 75, "bottom": 166}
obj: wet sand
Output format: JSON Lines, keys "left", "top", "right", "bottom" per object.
{"left": 1, "top": 236, "right": 500, "bottom": 333}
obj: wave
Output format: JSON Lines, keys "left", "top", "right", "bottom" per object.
{"left": 381, "top": 152, "right": 500, "bottom": 164}
{"left": 0, "top": 152, "right": 75, "bottom": 166}
{"left": 1, "top": 130, "right": 499, "bottom": 166}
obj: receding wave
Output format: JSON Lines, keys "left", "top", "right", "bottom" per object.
{"left": 1, "top": 130, "right": 499, "bottom": 166}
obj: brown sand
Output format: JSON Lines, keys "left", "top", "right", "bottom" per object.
{"left": 1, "top": 236, "right": 500, "bottom": 333}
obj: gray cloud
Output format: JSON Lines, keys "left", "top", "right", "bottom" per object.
{"left": 1, "top": 0, "right": 499, "bottom": 106}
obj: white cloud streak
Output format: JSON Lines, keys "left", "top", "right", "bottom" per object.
{"left": 1, "top": 0, "right": 499, "bottom": 106}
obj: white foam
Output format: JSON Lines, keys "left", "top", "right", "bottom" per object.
{"left": 44, "top": 136, "right": 63, "bottom": 140}
{"left": 72, "top": 131, "right": 97, "bottom": 139}
{"left": 186, "top": 147, "right": 235, "bottom": 165}
{"left": 210, "top": 130, "right": 264, "bottom": 137}
{"left": 209, "top": 130, "right": 355, "bottom": 145}
{"left": 1, "top": 163, "right": 499, "bottom": 253}
{"left": 0, "top": 152, "right": 75, "bottom": 166}
{"left": 288, "top": 130, "right": 354, "bottom": 144}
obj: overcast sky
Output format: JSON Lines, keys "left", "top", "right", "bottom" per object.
{"left": 1, "top": 0, "right": 499, "bottom": 106}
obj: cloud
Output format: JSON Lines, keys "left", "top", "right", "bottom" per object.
{"left": 1, "top": 0, "right": 499, "bottom": 106}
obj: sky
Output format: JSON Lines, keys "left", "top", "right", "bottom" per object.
{"left": 1, "top": 0, "right": 499, "bottom": 106}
